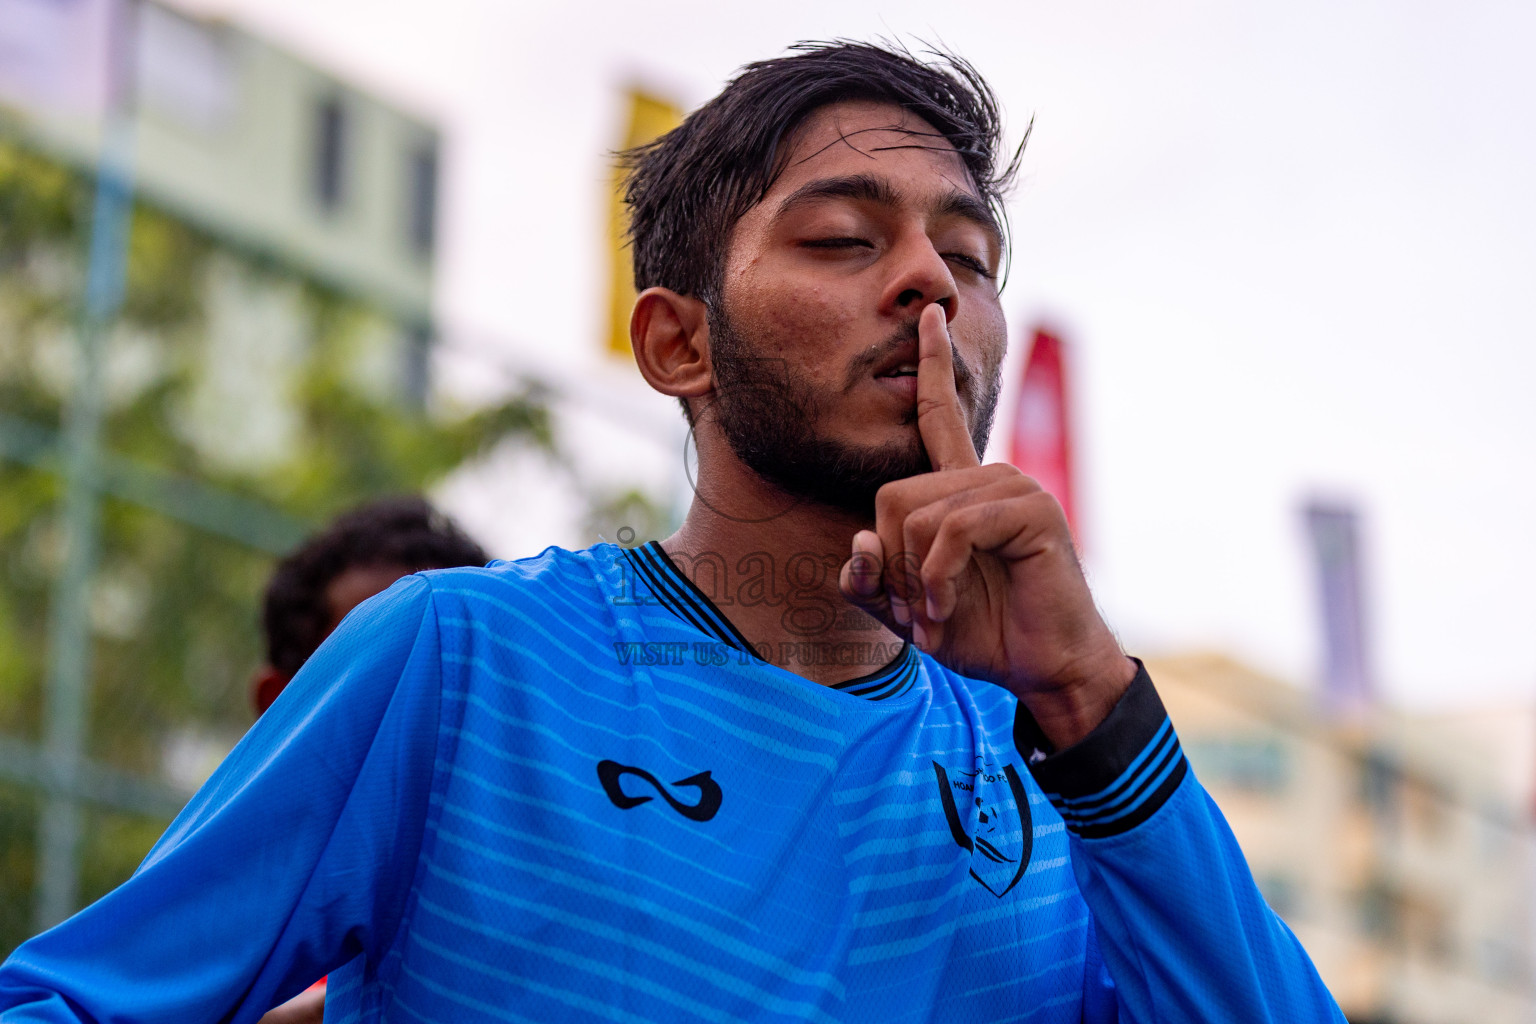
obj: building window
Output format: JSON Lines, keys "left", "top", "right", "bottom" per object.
{"left": 137, "top": 4, "right": 235, "bottom": 133}
{"left": 1357, "top": 880, "right": 1401, "bottom": 943}
{"left": 1183, "top": 737, "right": 1290, "bottom": 794}
{"left": 407, "top": 142, "right": 437, "bottom": 258}
{"left": 1357, "top": 751, "right": 1400, "bottom": 827}
{"left": 314, "top": 96, "right": 348, "bottom": 212}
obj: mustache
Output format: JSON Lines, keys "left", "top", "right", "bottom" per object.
{"left": 842, "top": 319, "right": 978, "bottom": 398}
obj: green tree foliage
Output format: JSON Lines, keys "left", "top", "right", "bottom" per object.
{"left": 0, "top": 134, "right": 553, "bottom": 954}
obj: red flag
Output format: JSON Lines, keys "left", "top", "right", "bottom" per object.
{"left": 1007, "top": 327, "right": 1077, "bottom": 537}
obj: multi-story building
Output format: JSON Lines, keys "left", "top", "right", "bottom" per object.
{"left": 0, "top": 0, "right": 471, "bottom": 952}
{"left": 5, "top": 0, "right": 437, "bottom": 312}
{"left": 2, "top": 0, "right": 440, "bottom": 444}
{"left": 1148, "top": 652, "right": 1536, "bottom": 1024}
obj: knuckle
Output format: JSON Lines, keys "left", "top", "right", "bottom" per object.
{"left": 874, "top": 481, "right": 906, "bottom": 519}
{"left": 1033, "top": 490, "right": 1067, "bottom": 522}
{"left": 905, "top": 502, "right": 942, "bottom": 537}
{"left": 933, "top": 508, "right": 968, "bottom": 542}
{"left": 1001, "top": 474, "right": 1035, "bottom": 498}
{"left": 960, "top": 499, "right": 990, "bottom": 530}
{"left": 1023, "top": 488, "right": 1057, "bottom": 512}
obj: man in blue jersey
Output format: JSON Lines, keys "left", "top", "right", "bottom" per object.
{"left": 0, "top": 42, "right": 1346, "bottom": 1023}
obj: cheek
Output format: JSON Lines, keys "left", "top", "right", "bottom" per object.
{"left": 962, "top": 301, "right": 1008, "bottom": 370}
{"left": 734, "top": 280, "right": 855, "bottom": 362}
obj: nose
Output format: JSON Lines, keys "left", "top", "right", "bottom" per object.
{"left": 882, "top": 232, "right": 960, "bottom": 324}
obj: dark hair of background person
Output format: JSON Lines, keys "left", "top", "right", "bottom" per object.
{"left": 621, "top": 39, "right": 1026, "bottom": 315}
{"left": 261, "top": 496, "right": 488, "bottom": 678}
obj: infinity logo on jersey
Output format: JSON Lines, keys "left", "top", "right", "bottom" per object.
{"left": 932, "top": 758, "right": 1033, "bottom": 897}
{"left": 597, "top": 760, "right": 723, "bottom": 822}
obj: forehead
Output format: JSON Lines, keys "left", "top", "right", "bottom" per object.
{"left": 764, "top": 100, "right": 978, "bottom": 205}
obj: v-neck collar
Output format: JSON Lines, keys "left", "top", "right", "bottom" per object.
{"left": 622, "top": 541, "right": 918, "bottom": 702}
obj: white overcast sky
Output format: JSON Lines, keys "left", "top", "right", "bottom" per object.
{"left": 176, "top": 0, "right": 1536, "bottom": 710}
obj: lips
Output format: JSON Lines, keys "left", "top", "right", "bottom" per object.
{"left": 872, "top": 341, "right": 920, "bottom": 381}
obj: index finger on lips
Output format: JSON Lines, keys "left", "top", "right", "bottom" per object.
{"left": 916, "top": 303, "right": 981, "bottom": 472}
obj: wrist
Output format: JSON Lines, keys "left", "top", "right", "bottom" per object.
{"left": 1015, "top": 660, "right": 1189, "bottom": 838}
{"left": 1018, "top": 652, "right": 1137, "bottom": 751}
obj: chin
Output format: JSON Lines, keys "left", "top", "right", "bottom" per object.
{"left": 841, "top": 421, "right": 922, "bottom": 458}
{"left": 750, "top": 430, "right": 933, "bottom": 520}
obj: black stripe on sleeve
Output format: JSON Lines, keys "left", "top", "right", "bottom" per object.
{"left": 1013, "top": 660, "right": 1189, "bottom": 838}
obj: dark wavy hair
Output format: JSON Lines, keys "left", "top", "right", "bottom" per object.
{"left": 261, "top": 496, "right": 487, "bottom": 676}
{"left": 621, "top": 40, "right": 1025, "bottom": 308}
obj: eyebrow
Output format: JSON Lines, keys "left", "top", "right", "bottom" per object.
{"left": 774, "top": 173, "right": 1002, "bottom": 246}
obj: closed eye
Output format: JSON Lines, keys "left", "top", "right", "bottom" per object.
{"left": 801, "top": 237, "right": 875, "bottom": 250}
{"left": 945, "top": 253, "right": 995, "bottom": 279}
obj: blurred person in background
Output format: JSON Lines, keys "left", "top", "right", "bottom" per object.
{"left": 0, "top": 42, "right": 1344, "bottom": 1023}
{"left": 251, "top": 496, "right": 490, "bottom": 717}
{"left": 251, "top": 495, "right": 488, "bottom": 1024}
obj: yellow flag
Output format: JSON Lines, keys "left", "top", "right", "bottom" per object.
{"left": 607, "top": 88, "right": 683, "bottom": 360}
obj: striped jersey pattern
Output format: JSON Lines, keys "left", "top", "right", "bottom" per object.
{"left": 1013, "top": 659, "right": 1188, "bottom": 840}
{"left": 0, "top": 544, "right": 1350, "bottom": 1024}
{"left": 321, "top": 543, "right": 1094, "bottom": 1023}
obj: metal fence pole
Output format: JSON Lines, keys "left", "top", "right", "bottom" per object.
{"left": 33, "top": 0, "right": 137, "bottom": 932}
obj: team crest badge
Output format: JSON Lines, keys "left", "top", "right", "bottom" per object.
{"left": 932, "top": 757, "right": 1033, "bottom": 898}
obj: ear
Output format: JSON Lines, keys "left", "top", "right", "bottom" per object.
{"left": 630, "top": 287, "right": 713, "bottom": 411}
{"left": 251, "top": 665, "right": 291, "bottom": 717}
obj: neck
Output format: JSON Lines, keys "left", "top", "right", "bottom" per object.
{"left": 660, "top": 467, "right": 903, "bottom": 687}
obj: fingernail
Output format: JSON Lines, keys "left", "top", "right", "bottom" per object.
{"left": 912, "top": 620, "right": 928, "bottom": 651}
{"left": 926, "top": 592, "right": 939, "bottom": 621}
{"left": 891, "top": 595, "right": 910, "bottom": 626}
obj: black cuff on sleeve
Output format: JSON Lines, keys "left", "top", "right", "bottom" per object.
{"left": 1013, "top": 659, "right": 1188, "bottom": 839}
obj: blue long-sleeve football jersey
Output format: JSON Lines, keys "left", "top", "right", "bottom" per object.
{"left": 0, "top": 543, "right": 1344, "bottom": 1023}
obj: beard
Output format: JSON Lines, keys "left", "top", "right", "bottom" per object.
{"left": 705, "top": 303, "right": 1002, "bottom": 520}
